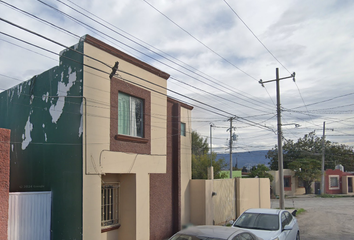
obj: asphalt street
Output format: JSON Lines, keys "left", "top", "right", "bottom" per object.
{"left": 271, "top": 195, "right": 354, "bottom": 240}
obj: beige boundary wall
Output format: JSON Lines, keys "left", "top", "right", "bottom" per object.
{"left": 190, "top": 178, "right": 270, "bottom": 225}
{"left": 236, "top": 178, "right": 270, "bottom": 218}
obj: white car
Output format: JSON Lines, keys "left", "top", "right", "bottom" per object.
{"left": 169, "top": 225, "right": 264, "bottom": 240}
{"left": 232, "top": 208, "right": 300, "bottom": 240}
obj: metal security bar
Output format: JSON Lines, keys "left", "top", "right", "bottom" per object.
{"left": 101, "top": 183, "right": 120, "bottom": 228}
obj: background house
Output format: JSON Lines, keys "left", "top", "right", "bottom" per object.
{"left": 0, "top": 35, "right": 192, "bottom": 240}
{"left": 268, "top": 169, "right": 306, "bottom": 197}
{"left": 326, "top": 168, "right": 354, "bottom": 195}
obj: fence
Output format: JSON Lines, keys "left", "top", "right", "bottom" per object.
{"left": 190, "top": 178, "right": 270, "bottom": 225}
{"left": 8, "top": 192, "right": 51, "bottom": 240}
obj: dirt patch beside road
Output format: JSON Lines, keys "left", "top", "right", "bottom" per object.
{"left": 271, "top": 196, "right": 354, "bottom": 240}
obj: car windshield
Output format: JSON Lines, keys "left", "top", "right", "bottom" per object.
{"left": 170, "top": 234, "right": 225, "bottom": 240}
{"left": 234, "top": 213, "right": 279, "bottom": 231}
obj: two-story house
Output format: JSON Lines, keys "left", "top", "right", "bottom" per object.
{"left": 0, "top": 35, "right": 192, "bottom": 240}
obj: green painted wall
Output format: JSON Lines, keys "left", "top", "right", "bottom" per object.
{"left": 0, "top": 41, "right": 84, "bottom": 239}
{"left": 220, "top": 170, "right": 242, "bottom": 178}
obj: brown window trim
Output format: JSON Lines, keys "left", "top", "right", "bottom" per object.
{"left": 114, "top": 134, "right": 149, "bottom": 143}
{"left": 110, "top": 77, "right": 151, "bottom": 154}
{"left": 101, "top": 224, "right": 121, "bottom": 233}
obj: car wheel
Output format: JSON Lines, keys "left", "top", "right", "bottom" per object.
{"left": 296, "top": 231, "right": 300, "bottom": 240}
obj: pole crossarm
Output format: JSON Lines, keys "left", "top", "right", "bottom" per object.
{"left": 259, "top": 72, "right": 295, "bottom": 87}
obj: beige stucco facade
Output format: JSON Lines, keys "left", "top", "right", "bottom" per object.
{"left": 180, "top": 107, "right": 192, "bottom": 226}
{"left": 81, "top": 37, "right": 192, "bottom": 240}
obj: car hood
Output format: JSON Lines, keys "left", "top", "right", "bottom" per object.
{"left": 242, "top": 229, "right": 279, "bottom": 240}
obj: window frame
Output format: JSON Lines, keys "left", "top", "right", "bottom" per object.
{"left": 101, "top": 182, "right": 120, "bottom": 232}
{"left": 118, "top": 92, "right": 144, "bottom": 138}
{"left": 110, "top": 77, "right": 151, "bottom": 154}
{"left": 329, "top": 175, "right": 340, "bottom": 190}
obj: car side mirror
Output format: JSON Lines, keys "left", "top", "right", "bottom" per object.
{"left": 291, "top": 210, "right": 297, "bottom": 217}
{"left": 283, "top": 225, "right": 293, "bottom": 231}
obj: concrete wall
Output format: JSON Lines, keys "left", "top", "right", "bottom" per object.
{"left": 236, "top": 178, "right": 270, "bottom": 217}
{"left": 0, "top": 128, "right": 10, "bottom": 240}
{"left": 213, "top": 179, "right": 235, "bottom": 225}
{"left": 0, "top": 45, "right": 84, "bottom": 240}
{"left": 190, "top": 178, "right": 270, "bottom": 225}
{"left": 190, "top": 180, "right": 214, "bottom": 225}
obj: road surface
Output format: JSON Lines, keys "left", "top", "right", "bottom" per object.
{"left": 271, "top": 195, "right": 354, "bottom": 240}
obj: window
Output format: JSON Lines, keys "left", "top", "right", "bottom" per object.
{"left": 234, "top": 213, "right": 279, "bottom": 230}
{"left": 284, "top": 211, "right": 293, "bottom": 224}
{"left": 118, "top": 92, "right": 144, "bottom": 137}
{"left": 284, "top": 176, "right": 292, "bottom": 191}
{"left": 281, "top": 212, "right": 287, "bottom": 229}
{"left": 329, "top": 175, "right": 340, "bottom": 189}
{"left": 181, "top": 122, "right": 186, "bottom": 136}
{"left": 101, "top": 183, "right": 120, "bottom": 229}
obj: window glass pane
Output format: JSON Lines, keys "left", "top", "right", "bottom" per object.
{"left": 234, "top": 213, "right": 279, "bottom": 230}
{"left": 118, "top": 92, "right": 144, "bottom": 137}
{"left": 330, "top": 177, "right": 339, "bottom": 187}
{"left": 118, "top": 92, "right": 130, "bottom": 135}
{"left": 181, "top": 122, "right": 186, "bottom": 136}
{"left": 132, "top": 97, "right": 143, "bottom": 137}
{"left": 281, "top": 213, "right": 287, "bottom": 228}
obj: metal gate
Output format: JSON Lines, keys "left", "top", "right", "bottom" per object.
{"left": 8, "top": 192, "right": 51, "bottom": 240}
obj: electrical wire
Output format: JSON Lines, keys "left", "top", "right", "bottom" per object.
{"left": 50, "top": 0, "right": 276, "bottom": 112}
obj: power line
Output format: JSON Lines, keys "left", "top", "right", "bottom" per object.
{"left": 53, "top": 0, "right": 276, "bottom": 112}
{"left": 222, "top": 0, "right": 291, "bottom": 74}
{"left": 35, "top": 0, "right": 277, "bottom": 114}
{"left": 142, "top": 0, "right": 257, "bottom": 81}
{"left": 0, "top": 28, "right": 232, "bottom": 118}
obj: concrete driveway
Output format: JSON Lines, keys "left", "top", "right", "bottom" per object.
{"left": 271, "top": 195, "right": 354, "bottom": 240}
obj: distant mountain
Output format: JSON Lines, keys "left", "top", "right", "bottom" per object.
{"left": 216, "top": 150, "right": 269, "bottom": 170}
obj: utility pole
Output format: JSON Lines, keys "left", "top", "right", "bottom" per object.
{"left": 210, "top": 123, "right": 215, "bottom": 166}
{"left": 321, "top": 121, "right": 334, "bottom": 195}
{"left": 227, "top": 117, "right": 236, "bottom": 178}
{"left": 259, "top": 68, "right": 295, "bottom": 210}
{"left": 321, "top": 121, "right": 325, "bottom": 195}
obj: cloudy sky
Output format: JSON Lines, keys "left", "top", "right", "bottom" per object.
{"left": 0, "top": 0, "right": 353, "bottom": 153}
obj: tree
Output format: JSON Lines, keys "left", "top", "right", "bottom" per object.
{"left": 288, "top": 158, "right": 321, "bottom": 194}
{"left": 191, "top": 131, "right": 228, "bottom": 179}
{"left": 266, "top": 131, "right": 354, "bottom": 171}
{"left": 192, "top": 153, "right": 228, "bottom": 179}
{"left": 192, "top": 130, "right": 209, "bottom": 156}
{"left": 249, "top": 164, "right": 273, "bottom": 182}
